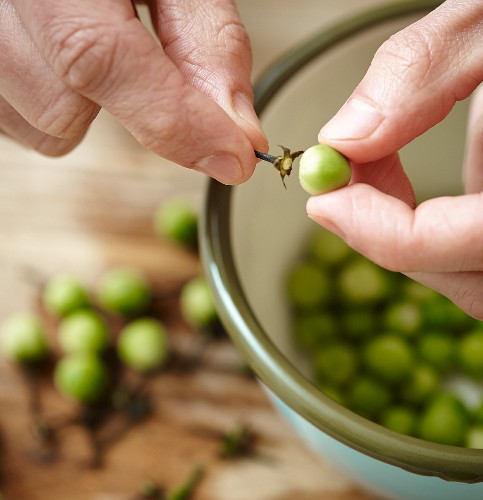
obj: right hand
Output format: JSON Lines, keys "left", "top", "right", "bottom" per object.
{"left": 307, "top": 0, "right": 483, "bottom": 318}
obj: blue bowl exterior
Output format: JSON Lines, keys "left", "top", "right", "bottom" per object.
{"left": 270, "top": 391, "right": 483, "bottom": 500}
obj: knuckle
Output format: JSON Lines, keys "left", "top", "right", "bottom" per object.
{"left": 35, "top": 92, "right": 98, "bottom": 138}
{"left": 47, "top": 20, "right": 118, "bottom": 94}
{"left": 452, "top": 277, "right": 483, "bottom": 321}
{"left": 215, "top": 19, "right": 251, "bottom": 58}
{"left": 375, "top": 27, "right": 436, "bottom": 90}
{"left": 164, "top": 16, "right": 251, "bottom": 95}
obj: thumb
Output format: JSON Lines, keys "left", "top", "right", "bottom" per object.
{"left": 319, "top": 0, "right": 483, "bottom": 163}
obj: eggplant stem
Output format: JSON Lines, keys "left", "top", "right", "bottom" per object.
{"left": 254, "top": 150, "right": 277, "bottom": 164}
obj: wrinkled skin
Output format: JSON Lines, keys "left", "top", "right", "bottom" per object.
{"left": 0, "top": 0, "right": 267, "bottom": 183}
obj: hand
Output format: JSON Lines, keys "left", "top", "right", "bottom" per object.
{"left": 0, "top": 0, "right": 267, "bottom": 184}
{"left": 307, "top": 0, "right": 483, "bottom": 318}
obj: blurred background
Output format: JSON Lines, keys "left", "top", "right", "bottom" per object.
{"left": 0, "top": 1, "right": 416, "bottom": 499}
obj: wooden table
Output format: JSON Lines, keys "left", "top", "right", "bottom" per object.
{"left": 0, "top": 110, "right": 379, "bottom": 499}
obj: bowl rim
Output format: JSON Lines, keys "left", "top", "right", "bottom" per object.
{"left": 200, "top": 0, "right": 483, "bottom": 484}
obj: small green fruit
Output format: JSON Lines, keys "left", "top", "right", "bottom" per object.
{"left": 363, "top": 334, "right": 413, "bottom": 384}
{"left": 154, "top": 200, "right": 198, "bottom": 249}
{"left": 286, "top": 262, "right": 331, "bottom": 310}
{"left": 349, "top": 376, "right": 392, "bottom": 419}
{"left": 0, "top": 313, "right": 49, "bottom": 363}
{"left": 417, "top": 394, "right": 468, "bottom": 447}
{"left": 299, "top": 144, "right": 351, "bottom": 195}
{"left": 117, "top": 318, "right": 168, "bottom": 372}
{"left": 338, "top": 257, "right": 391, "bottom": 305}
{"left": 457, "top": 329, "right": 483, "bottom": 378}
{"left": 313, "top": 342, "right": 358, "bottom": 386}
{"left": 58, "top": 310, "right": 109, "bottom": 354}
{"left": 180, "top": 277, "right": 217, "bottom": 327}
{"left": 380, "top": 406, "right": 417, "bottom": 436}
{"left": 43, "top": 273, "right": 90, "bottom": 317}
{"left": 54, "top": 353, "right": 108, "bottom": 403}
{"left": 98, "top": 267, "right": 151, "bottom": 316}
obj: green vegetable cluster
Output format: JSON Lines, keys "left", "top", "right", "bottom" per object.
{"left": 0, "top": 263, "right": 218, "bottom": 405}
{"left": 0, "top": 198, "right": 235, "bottom": 496}
{"left": 287, "top": 227, "right": 483, "bottom": 448}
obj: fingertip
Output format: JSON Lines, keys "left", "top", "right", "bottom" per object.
{"left": 307, "top": 206, "right": 346, "bottom": 240}
{"left": 306, "top": 190, "right": 348, "bottom": 237}
{"left": 193, "top": 139, "right": 257, "bottom": 186}
{"left": 237, "top": 145, "right": 258, "bottom": 184}
{"left": 195, "top": 153, "right": 243, "bottom": 185}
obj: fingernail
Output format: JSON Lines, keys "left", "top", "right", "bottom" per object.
{"left": 195, "top": 153, "right": 242, "bottom": 185}
{"left": 233, "top": 92, "right": 264, "bottom": 135}
{"left": 319, "top": 98, "right": 384, "bottom": 140}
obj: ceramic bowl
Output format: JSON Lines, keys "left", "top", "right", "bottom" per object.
{"left": 201, "top": 1, "right": 483, "bottom": 498}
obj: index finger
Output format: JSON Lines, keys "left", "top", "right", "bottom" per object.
{"left": 13, "top": 0, "right": 256, "bottom": 184}
{"left": 307, "top": 183, "right": 483, "bottom": 273}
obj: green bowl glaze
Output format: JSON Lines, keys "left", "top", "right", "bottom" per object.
{"left": 201, "top": 1, "right": 483, "bottom": 497}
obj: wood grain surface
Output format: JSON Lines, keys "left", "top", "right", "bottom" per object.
{"left": 0, "top": 111, "right": 380, "bottom": 500}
